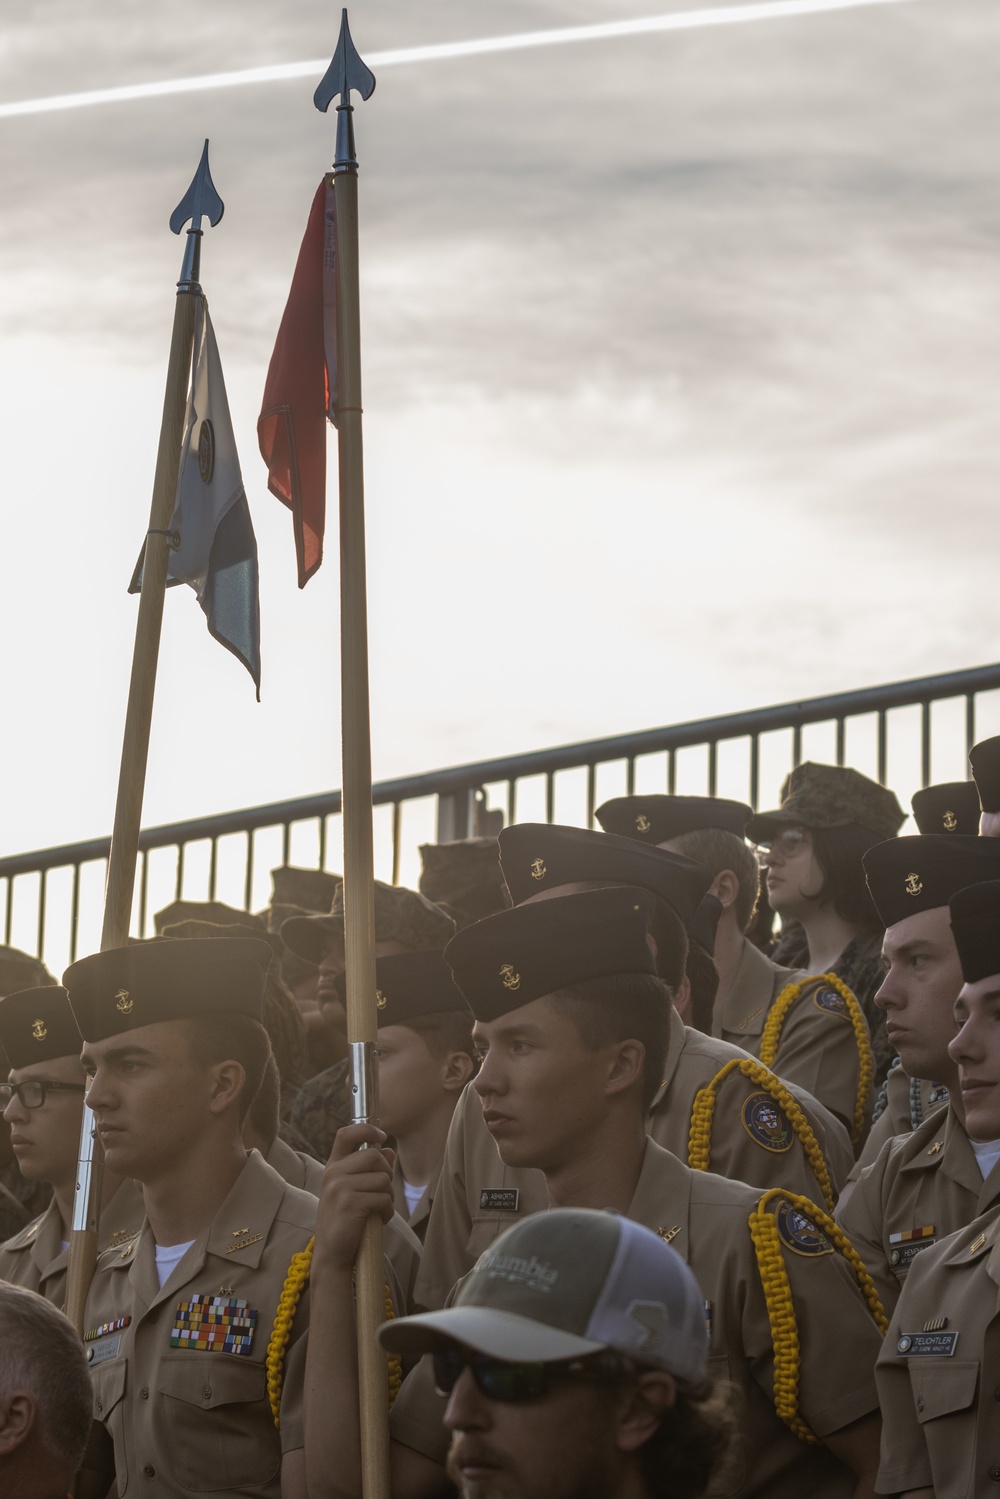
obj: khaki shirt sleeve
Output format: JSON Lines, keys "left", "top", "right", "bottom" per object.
{"left": 767, "top": 984, "right": 867, "bottom": 1136}
{"left": 848, "top": 1099, "right": 902, "bottom": 1184}
{"left": 413, "top": 1124, "right": 476, "bottom": 1312}
{"left": 389, "top": 1354, "right": 449, "bottom": 1467}
{"left": 835, "top": 1140, "right": 900, "bottom": 1317}
{"left": 384, "top": 1213, "right": 423, "bottom": 1315}
{"left": 709, "top": 1073, "right": 845, "bottom": 1207}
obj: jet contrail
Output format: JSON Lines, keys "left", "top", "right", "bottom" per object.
{"left": 0, "top": 0, "right": 927, "bottom": 121}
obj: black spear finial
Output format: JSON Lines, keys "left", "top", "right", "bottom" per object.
{"left": 314, "top": 9, "right": 376, "bottom": 172}
{"left": 169, "top": 140, "right": 225, "bottom": 289}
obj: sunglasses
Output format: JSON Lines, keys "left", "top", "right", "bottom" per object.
{"left": 0, "top": 1080, "right": 88, "bottom": 1110}
{"left": 432, "top": 1346, "right": 616, "bottom": 1403}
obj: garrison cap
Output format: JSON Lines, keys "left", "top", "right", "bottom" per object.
{"left": 498, "top": 823, "right": 712, "bottom": 931}
{"left": 595, "top": 795, "right": 751, "bottom": 844}
{"left": 378, "top": 1208, "right": 708, "bottom": 1382}
{"left": 950, "top": 881, "right": 1000, "bottom": 984}
{"left": 63, "top": 938, "right": 272, "bottom": 1042}
{"left": 281, "top": 880, "right": 455, "bottom": 966}
{"left": 970, "top": 738, "right": 1000, "bottom": 815}
{"left": 911, "top": 781, "right": 981, "bottom": 836}
{"left": 0, "top": 945, "right": 56, "bottom": 998}
{"left": 0, "top": 987, "right": 83, "bottom": 1069}
{"left": 444, "top": 886, "right": 658, "bottom": 1022}
{"left": 331, "top": 948, "right": 471, "bottom": 1028}
{"left": 746, "top": 762, "right": 905, "bottom": 845}
{"left": 863, "top": 835, "right": 1000, "bottom": 929}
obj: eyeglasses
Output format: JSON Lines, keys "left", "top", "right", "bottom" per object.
{"left": 0, "top": 1081, "right": 88, "bottom": 1110}
{"left": 755, "top": 826, "right": 809, "bottom": 859}
{"left": 432, "top": 1346, "right": 618, "bottom": 1403}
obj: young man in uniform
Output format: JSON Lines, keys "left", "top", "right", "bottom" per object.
{"left": 306, "top": 888, "right": 884, "bottom": 1499}
{"left": 416, "top": 824, "right": 853, "bottom": 1311}
{"left": 597, "top": 793, "right": 869, "bottom": 1135}
{"left": 63, "top": 935, "right": 385, "bottom": 1499}
{"left": 0, "top": 986, "right": 144, "bottom": 1306}
{"left": 837, "top": 834, "right": 1000, "bottom": 1313}
{"left": 282, "top": 881, "right": 456, "bottom": 1160}
{"left": 379, "top": 1208, "right": 735, "bottom": 1499}
{"left": 874, "top": 878, "right": 1000, "bottom": 1499}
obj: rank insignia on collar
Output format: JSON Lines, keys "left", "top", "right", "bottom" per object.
{"left": 969, "top": 1232, "right": 987, "bottom": 1255}
{"left": 775, "top": 1200, "right": 832, "bottom": 1257}
{"left": 171, "top": 1295, "right": 257, "bottom": 1355}
{"left": 741, "top": 1093, "right": 793, "bottom": 1154}
{"left": 927, "top": 1140, "right": 944, "bottom": 1156}
{"left": 226, "top": 1233, "right": 264, "bottom": 1253}
{"left": 656, "top": 1225, "right": 680, "bottom": 1244}
{"left": 737, "top": 1007, "right": 764, "bottom": 1031}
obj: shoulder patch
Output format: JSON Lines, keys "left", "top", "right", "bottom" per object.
{"left": 813, "top": 986, "right": 848, "bottom": 1019}
{"left": 741, "top": 1092, "right": 794, "bottom": 1154}
{"left": 776, "top": 1199, "right": 833, "bottom": 1257}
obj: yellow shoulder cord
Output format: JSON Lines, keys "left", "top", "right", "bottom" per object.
{"left": 688, "top": 1057, "right": 836, "bottom": 1213}
{"left": 265, "top": 1237, "right": 403, "bottom": 1429}
{"left": 759, "top": 972, "right": 874, "bottom": 1150}
{"left": 748, "top": 1188, "right": 888, "bottom": 1444}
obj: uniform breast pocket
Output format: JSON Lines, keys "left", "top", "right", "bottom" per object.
{"left": 92, "top": 1358, "right": 129, "bottom": 1494}
{"left": 158, "top": 1353, "right": 280, "bottom": 1492}
{"left": 909, "top": 1359, "right": 979, "bottom": 1499}
{"left": 704, "top": 1354, "right": 746, "bottom": 1497}
{"left": 466, "top": 1217, "right": 516, "bottom": 1262}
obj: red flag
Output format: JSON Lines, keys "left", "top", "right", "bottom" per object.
{"left": 258, "top": 179, "right": 338, "bottom": 588}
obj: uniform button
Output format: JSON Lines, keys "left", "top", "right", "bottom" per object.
{"left": 990, "top": 1466, "right": 1000, "bottom": 1482}
{"left": 916, "top": 1397, "right": 924, "bottom": 1413}
{"left": 96, "top": 1399, "right": 103, "bottom": 1413}
{"left": 202, "top": 1386, "right": 212, "bottom": 1399}
{"left": 144, "top": 1465, "right": 155, "bottom": 1478}
{"left": 140, "top": 1387, "right": 149, "bottom": 1400}
{"left": 147, "top": 1311, "right": 158, "bottom": 1324}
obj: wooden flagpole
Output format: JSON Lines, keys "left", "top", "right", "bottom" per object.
{"left": 314, "top": 13, "right": 388, "bottom": 1496}
{"left": 63, "top": 144, "right": 224, "bottom": 1334}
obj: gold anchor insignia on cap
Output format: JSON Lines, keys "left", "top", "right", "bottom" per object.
{"left": 30, "top": 1019, "right": 47, "bottom": 1041}
{"left": 499, "top": 963, "right": 521, "bottom": 991}
{"left": 904, "top": 873, "right": 923, "bottom": 897}
{"left": 376, "top": 990, "right": 387, "bottom": 1010}
{"left": 530, "top": 858, "right": 547, "bottom": 881}
{"left": 942, "top": 810, "right": 958, "bottom": 831}
{"left": 635, "top": 814, "right": 652, "bottom": 833}
{"left": 115, "top": 989, "right": 133, "bottom": 1014}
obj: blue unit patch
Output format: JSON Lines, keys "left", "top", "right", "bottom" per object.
{"left": 813, "top": 987, "right": 848, "bottom": 1019}
{"left": 741, "top": 1092, "right": 794, "bottom": 1153}
{"left": 776, "top": 1200, "right": 833, "bottom": 1257}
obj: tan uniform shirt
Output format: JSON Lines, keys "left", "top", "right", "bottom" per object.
{"left": 415, "top": 1008, "right": 854, "bottom": 1310}
{"left": 0, "top": 1178, "right": 145, "bottom": 1308}
{"left": 848, "top": 1065, "right": 949, "bottom": 1184}
{"left": 394, "top": 1140, "right": 882, "bottom": 1499}
{"left": 392, "top": 1157, "right": 440, "bottom": 1245}
{"left": 837, "top": 1104, "right": 1000, "bottom": 1318}
{"left": 715, "top": 940, "right": 871, "bottom": 1137}
{"left": 83, "top": 1151, "right": 318, "bottom": 1496}
{"left": 875, "top": 1205, "right": 1000, "bottom": 1498}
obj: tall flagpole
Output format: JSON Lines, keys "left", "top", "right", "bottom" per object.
{"left": 314, "top": 13, "right": 388, "bottom": 1496}
{"left": 63, "top": 144, "right": 224, "bottom": 1334}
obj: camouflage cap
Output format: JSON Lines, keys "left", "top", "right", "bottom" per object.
{"left": 745, "top": 762, "right": 905, "bottom": 845}
{"left": 269, "top": 866, "right": 342, "bottom": 914}
{"left": 0, "top": 945, "right": 56, "bottom": 998}
{"left": 970, "top": 737, "right": 1000, "bottom": 815}
{"left": 911, "top": 781, "right": 981, "bottom": 837}
{"left": 280, "top": 880, "right": 456, "bottom": 965}
{"left": 160, "top": 918, "right": 283, "bottom": 960}
{"left": 152, "top": 899, "right": 266, "bottom": 937}
{"left": 418, "top": 839, "right": 507, "bottom": 927}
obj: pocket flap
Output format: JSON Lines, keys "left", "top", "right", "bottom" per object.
{"left": 158, "top": 1352, "right": 267, "bottom": 1409}
{"left": 91, "top": 1357, "right": 127, "bottom": 1418}
{"left": 911, "top": 1360, "right": 979, "bottom": 1423}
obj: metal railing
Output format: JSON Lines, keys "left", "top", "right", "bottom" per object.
{"left": 4, "top": 661, "right": 1000, "bottom": 975}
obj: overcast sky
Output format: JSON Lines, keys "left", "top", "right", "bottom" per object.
{"left": 1, "top": 0, "right": 997, "bottom": 899}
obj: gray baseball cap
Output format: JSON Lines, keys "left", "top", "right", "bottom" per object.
{"left": 378, "top": 1209, "right": 708, "bottom": 1383}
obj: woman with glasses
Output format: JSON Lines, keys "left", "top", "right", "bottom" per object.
{"left": 746, "top": 762, "right": 906, "bottom": 1089}
{"left": 0, "top": 986, "right": 143, "bottom": 1307}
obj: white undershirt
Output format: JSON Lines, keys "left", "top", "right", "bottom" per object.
{"left": 155, "top": 1239, "right": 196, "bottom": 1289}
{"left": 402, "top": 1178, "right": 427, "bottom": 1216}
{"left": 970, "top": 1138, "right": 1000, "bottom": 1181}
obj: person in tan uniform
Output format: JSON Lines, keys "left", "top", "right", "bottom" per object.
{"left": 61, "top": 936, "right": 360, "bottom": 1499}
{"left": 837, "top": 835, "right": 1000, "bottom": 1314}
{"left": 874, "top": 878, "right": 1000, "bottom": 1499}
{"left": 0, "top": 986, "right": 144, "bottom": 1307}
{"left": 596, "top": 793, "right": 870, "bottom": 1137}
{"left": 415, "top": 827, "right": 854, "bottom": 1310}
{"left": 304, "top": 887, "right": 885, "bottom": 1499}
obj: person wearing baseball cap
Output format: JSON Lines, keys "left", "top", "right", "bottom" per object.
{"left": 379, "top": 1209, "right": 734, "bottom": 1499}
{"left": 0, "top": 986, "right": 144, "bottom": 1308}
{"left": 837, "top": 835, "right": 1000, "bottom": 1316}
{"left": 305, "top": 888, "right": 884, "bottom": 1499}
{"left": 873, "top": 879, "right": 1000, "bottom": 1499}
{"left": 414, "top": 824, "right": 853, "bottom": 1313}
